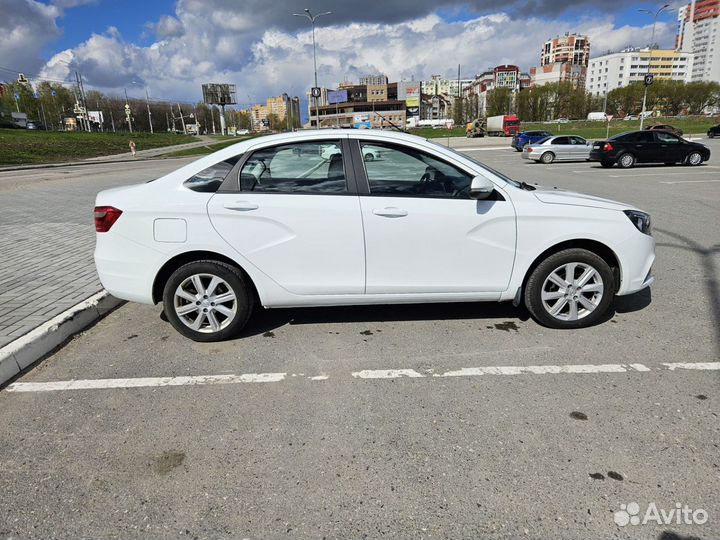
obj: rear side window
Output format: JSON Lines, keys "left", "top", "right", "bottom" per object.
{"left": 553, "top": 136, "right": 570, "bottom": 145}
{"left": 239, "top": 141, "right": 347, "bottom": 194}
{"left": 183, "top": 157, "right": 240, "bottom": 193}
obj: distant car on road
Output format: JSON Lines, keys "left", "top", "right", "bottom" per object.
{"left": 522, "top": 135, "right": 592, "bottom": 163}
{"left": 644, "top": 124, "right": 683, "bottom": 137}
{"left": 26, "top": 121, "right": 38, "bottom": 130}
{"left": 707, "top": 124, "right": 720, "bottom": 138}
{"left": 624, "top": 115, "right": 639, "bottom": 121}
{"left": 589, "top": 130, "right": 710, "bottom": 168}
{"left": 511, "top": 130, "right": 553, "bottom": 152}
{"left": 94, "top": 129, "right": 655, "bottom": 340}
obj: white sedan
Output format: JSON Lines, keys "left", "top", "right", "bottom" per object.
{"left": 94, "top": 130, "right": 655, "bottom": 341}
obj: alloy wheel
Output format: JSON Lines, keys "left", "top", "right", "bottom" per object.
{"left": 541, "top": 262, "right": 604, "bottom": 321}
{"left": 687, "top": 152, "right": 702, "bottom": 166}
{"left": 173, "top": 273, "right": 238, "bottom": 333}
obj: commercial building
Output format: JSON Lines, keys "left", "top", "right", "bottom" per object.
{"left": 530, "top": 33, "right": 590, "bottom": 88}
{"left": 308, "top": 80, "right": 407, "bottom": 129}
{"left": 676, "top": 0, "right": 720, "bottom": 81}
{"left": 585, "top": 47, "right": 694, "bottom": 96}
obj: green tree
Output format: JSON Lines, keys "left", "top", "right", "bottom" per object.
{"left": 486, "top": 87, "right": 512, "bottom": 117}
{"left": 685, "top": 81, "right": 720, "bottom": 114}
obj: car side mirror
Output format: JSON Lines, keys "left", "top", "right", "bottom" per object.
{"left": 469, "top": 175, "right": 495, "bottom": 200}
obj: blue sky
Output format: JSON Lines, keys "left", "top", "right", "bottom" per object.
{"left": 3, "top": 0, "right": 683, "bottom": 104}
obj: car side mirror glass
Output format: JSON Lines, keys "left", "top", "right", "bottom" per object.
{"left": 469, "top": 175, "right": 495, "bottom": 200}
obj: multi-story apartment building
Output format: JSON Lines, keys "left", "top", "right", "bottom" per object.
{"left": 464, "top": 65, "right": 531, "bottom": 116}
{"left": 421, "top": 75, "right": 475, "bottom": 98}
{"left": 585, "top": 47, "right": 694, "bottom": 96}
{"left": 250, "top": 95, "right": 289, "bottom": 126}
{"left": 676, "top": 0, "right": 720, "bottom": 81}
{"left": 531, "top": 33, "right": 590, "bottom": 88}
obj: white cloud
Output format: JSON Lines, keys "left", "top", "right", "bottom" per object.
{"left": 30, "top": 0, "right": 677, "bottom": 106}
{"left": 0, "top": 0, "right": 61, "bottom": 76}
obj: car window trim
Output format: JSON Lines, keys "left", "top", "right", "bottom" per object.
{"left": 217, "top": 137, "right": 359, "bottom": 196}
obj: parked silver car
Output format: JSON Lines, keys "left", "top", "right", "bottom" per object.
{"left": 522, "top": 135, "right": 592, "bottom": 163}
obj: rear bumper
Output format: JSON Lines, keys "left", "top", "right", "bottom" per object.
{"left": 589, "top": 150, "right": 614, "bottom": 161}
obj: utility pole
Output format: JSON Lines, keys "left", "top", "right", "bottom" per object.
{"left": 638, "top": 3, "right": 670, "bottom": 130}
{"left": 177, "top": 103, "right": 187, "bottom": 134}
{"left": 294, "top": 8, "right": 332, "bottom": 129}
{"left": 145, "top": 87, "right": 154, "bottom": 134}
{"left": 124, "top": 88, "right": 133, "bottom": 133}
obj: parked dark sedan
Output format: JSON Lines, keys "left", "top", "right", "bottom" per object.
{"left": 644, "top": 124, "right": 683, "bottom": 137}
{"left": 511, "top": 130, "right": 553, "bottom": 152}
{"left": 589, "top": 130, "right": 710, "bottom": 168}
{"left": 708, "top": 124, "right": 720, "bottom": 139}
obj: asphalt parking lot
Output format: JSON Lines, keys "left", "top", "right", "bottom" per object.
{"left": 1, "top": 137, "right": 719, "bottom": 540}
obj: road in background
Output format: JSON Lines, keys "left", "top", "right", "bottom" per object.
{"left": 1, "top": 137, "right": 718, "bottom": 539}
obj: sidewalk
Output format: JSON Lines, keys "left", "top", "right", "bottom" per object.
{"left": 0, "top": 159, "right": 187, "bottom": 353}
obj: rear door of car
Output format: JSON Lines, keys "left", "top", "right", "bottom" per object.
{"left": 551, "top": 136, "right": 571, "bottom": 160}
{"left": 626, "top": 131, "right": 658, "bottom": 162}
{"left": 207, "top": 137, "right": 366, "bottom": 295}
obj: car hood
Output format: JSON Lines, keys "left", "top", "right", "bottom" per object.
{"left": 532, "top": 186, "right": 634, "bottom": 211}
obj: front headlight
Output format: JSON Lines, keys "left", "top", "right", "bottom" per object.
{"left": 624, "top": 210, "right": 651, "bottom": 235}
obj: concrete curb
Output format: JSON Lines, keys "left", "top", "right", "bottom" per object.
{"left": 0, "top": 155, "right": 191, "bottom": 172}
{"left": 0, "top": 291, "right": 124, "bottom": 387}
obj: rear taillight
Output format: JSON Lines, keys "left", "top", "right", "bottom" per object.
{"left": 527, "top": 147, "right": 534, "bottom": 153}
{"left": 94, "top": 206, "right": 122, "bottom": 232}
{"left": 603, "top": 143, "right": 614, "bottom": 152}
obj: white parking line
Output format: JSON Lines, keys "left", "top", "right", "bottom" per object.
{"left": 660, "top": 179, "right": 720, "bottom": 184}
{"left": 609, "top": 171, "right": 719, "bottom": 178}
{"left": 458, "top": 146, "right": 511, "bottom": 151}
{"left": 5, "top": 362, "right": 719, "bottom": 393}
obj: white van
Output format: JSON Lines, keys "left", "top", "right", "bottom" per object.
{"left": 587, "top": 112, "right": 607, "bottom": 121}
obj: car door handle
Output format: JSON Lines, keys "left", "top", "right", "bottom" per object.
{"left": 223, "top": 201, "right": 259, "bottom": 211}
{"left": 372, "top": 207, "right": 408, "bottom": 218}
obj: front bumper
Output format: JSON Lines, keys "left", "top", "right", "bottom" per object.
{"left": 616, "top": 232, "right": 656, "bottom": 296}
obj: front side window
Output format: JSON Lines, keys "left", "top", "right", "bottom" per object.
{"left": 360, "top": 142, "right": 473, "bottom": 199}
{"left": 570, "top": 136, "right": 587, "bottom": 145}
{"left": 656, "top": 131, "right": 681, "bottom": 144}
{"left": 239, "top": 141, "right": 347, "bottom": 194}
{"left": 183, "top": 156, "right": 240, "bottom": 193}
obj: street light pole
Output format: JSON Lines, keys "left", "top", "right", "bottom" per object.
{"left": 145, "top": 87, "right": 154, "bottom": 134}
{"left": 293, "top": 8, "right": 332, "bottom": 129}
{"left": 638, "top": 3, "right": 670, "bottom": 130}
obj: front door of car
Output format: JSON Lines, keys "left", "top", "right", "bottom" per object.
{"left": 654, "top": 131, "right": 686, "bottom": 162}
{"left": 207, "top": 139, "right": 365, "bottom": 295}
{"left": 569, "top": 136, "right": 590, "bottom": 160}
{"left": 354, "top": 140, "right": 517, "bottom": 294}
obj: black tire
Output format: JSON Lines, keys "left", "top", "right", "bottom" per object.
{"left": 685, "top": 151, "right": 703, "bottom": 166}
{"left": 617, "top": 153, "right": 636, "bottom": 169}
{"left": 364, "top": 153, "right": 374, "bottom": 162}
{"left": 600, "top": 161, "right": 614, "bottom": 168}
{"left": 709, "top": 133, "right": 715, "bottom": 139}
{"left": 524, "top": 248, "right": 615, "bottom": 329}
{"left": 540, "top": 152, "right": 555, "bottom": 164}
{"left": 514, "top": 147, "right": 522, "bottom": 152}
{"left": 163, "top": 260, "right": 255, "bottom": 342}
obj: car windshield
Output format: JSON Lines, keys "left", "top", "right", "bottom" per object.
{"left": 429, "top": 140, "right": 521, "bottom": 188}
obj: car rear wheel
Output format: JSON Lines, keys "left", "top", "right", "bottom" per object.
{"left": 686, "top": 151, "right": 703, "bottom": 166}
{"left": 515, "top": 147, "right": 523, "bottom": 152}
{"left": 600, "top": 161, "right": 614, "bottom": 168}
{"left": 617, "top": 153, "right": 636, "bottom": 169}
{"left": 540, "top": 152, "right": 555, "bottom": 164}
{"left": 524, "top": 248, "right": 615, "bottom": 329}
{"left": 364, "top": 152, "right": 375, "bottom": 162}
{"left": 163, "top": 260, "right": 254, "bottom": 342}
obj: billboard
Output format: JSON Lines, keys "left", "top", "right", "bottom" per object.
{"left": 327, "top": 90, "right": 348, "bottom": 104}
{"left": 201, "top": 83, "right": 237, "bottom": 105}
{"left": 404, "top": 83, "right": 420, "bottom": 117}
{"left": 88, "top": 111, "right": 104, "bottom": 124}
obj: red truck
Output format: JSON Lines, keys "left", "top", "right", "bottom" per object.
{"left": 486, "top": 114, "right": 521, "bottom": 137}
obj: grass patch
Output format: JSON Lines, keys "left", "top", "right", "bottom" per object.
{"left": 520, "top": 116, "right": 719, "bottom": 140}
{"left": 409, "top": 127, "right": 467, "bottom": 139}
{"left": 0, "top": 129, "right": 199, "bottom": 165}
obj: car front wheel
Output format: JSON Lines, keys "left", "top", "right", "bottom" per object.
{"left": 524, "top": 248, "right": 615, "bottom": 329}
{"left": 686, "top": 151, "right": 703, "bottom": 166}
{"left": 163, "top": 260, "right": 255, "bottom": 342}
